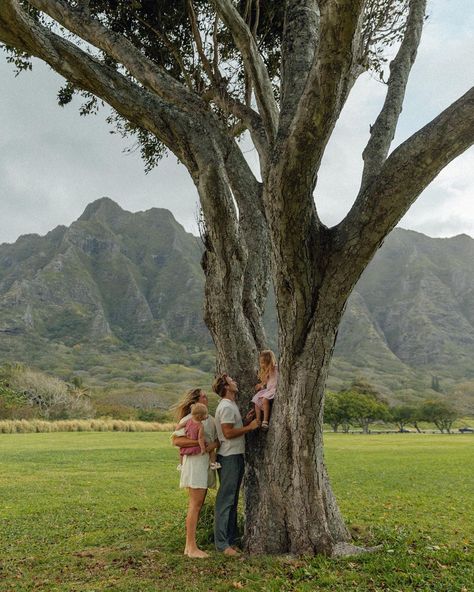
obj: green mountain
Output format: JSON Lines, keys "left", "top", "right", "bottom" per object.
{"left": 0, "top": 197, "right": 206, "bottom": 347}
{"left": 1, "top": 199, "right": 473, "bottom": 411}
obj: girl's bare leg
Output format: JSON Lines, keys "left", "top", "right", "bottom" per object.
{"left": 185, "top": 488, "right": 208, "bottom": 558}
{"left": 255, "top": 404, "right": 262, "bottom": 424}
{"left": 262, "top": 399, "right": 270, "bottom": 423}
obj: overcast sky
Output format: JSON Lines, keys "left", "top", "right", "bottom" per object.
{"left": 1, "top": 0, "right": 473, "bottom": 246}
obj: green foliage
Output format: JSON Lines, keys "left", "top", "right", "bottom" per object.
{"left": 325, "top": 381, "right": 391, "bottom": 433}
{"left": 0, "top": 433, "right": 472, "bottom": 591}
{"left": 419, "top": 400, "right": 458, "bottom": 433}
{"left": 390, "top": 404, "right": 419, "bottom": 431}
{"left": 4, "top": 1, "right": 411, "bottom": 171}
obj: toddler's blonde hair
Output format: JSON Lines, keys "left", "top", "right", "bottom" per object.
{"left": 191, "top": 402, "right": 208, "bottom": 420}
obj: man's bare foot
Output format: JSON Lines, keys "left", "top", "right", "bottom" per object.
{"left": 186, "top": 548, "right": 209, "bottom": 558}
{"left": 223, "top": 547, "right": 240, "bottom": 556}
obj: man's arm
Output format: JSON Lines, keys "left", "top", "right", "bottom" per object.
{"left": 221, "top": 418, "right": 259, "bottom": 439}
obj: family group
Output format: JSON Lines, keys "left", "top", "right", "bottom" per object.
{"left": 171, "top": 350, "right": 278, "bottom": 558}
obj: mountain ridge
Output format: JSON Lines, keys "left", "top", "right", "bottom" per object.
{"left": 1, "top": 198, "right": 473, "bottom": 410}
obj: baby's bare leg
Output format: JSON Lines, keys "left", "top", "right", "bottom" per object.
{"left": 198, "top": 423, "right": 206, "bottom": 454}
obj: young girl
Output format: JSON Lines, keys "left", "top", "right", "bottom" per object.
{"left": 251, "top": 350, "right": 278, "bottom": 430}
{"left": 180, "top": 403, "right": 220, "bottom": 470}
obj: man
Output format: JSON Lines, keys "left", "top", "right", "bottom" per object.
{"left": 212, "top": 373, "right": 259, "bottom": 556}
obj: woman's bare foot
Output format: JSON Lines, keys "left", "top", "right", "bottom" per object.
{"left": 186, "top": 548, "right": 209, "bottom": 558}
{"left": 223, "top": 547, "right": 240, "bottom": 556}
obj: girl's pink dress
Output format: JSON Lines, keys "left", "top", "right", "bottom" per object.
{"left": 180, "top": 418, "right": 203, "bottom": 456}
{"left": 251, "top": 367, "right": 278, "bottom": 409}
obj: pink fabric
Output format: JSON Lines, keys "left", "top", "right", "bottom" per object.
{"left": 180, "top": 418, "right": 203, "bottom": 456}
{"left": 251, "top": 367, "right": 278, "bottom": 409}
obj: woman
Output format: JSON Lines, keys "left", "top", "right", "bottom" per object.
{"left": 172, "top": 388, "right": 219, "bottom": 558}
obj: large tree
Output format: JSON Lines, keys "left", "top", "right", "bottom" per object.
{"left": 1, "top": 0, "right": 473, "bottom": 556}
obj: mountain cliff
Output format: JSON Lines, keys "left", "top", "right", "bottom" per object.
{"left": 1, "top": 198, "right": 473, "bottom": 408}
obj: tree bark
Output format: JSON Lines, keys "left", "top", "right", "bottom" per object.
{"left": 244, "top": 286, "right": 350, "bottom": 555}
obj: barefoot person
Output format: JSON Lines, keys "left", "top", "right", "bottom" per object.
{"left": 172, "top": 388, "right": 219, "bottom": 558}
{"left": 212, "top": 373, "right": 259, "bottom": 556}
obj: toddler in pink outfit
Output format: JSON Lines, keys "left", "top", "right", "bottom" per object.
{"left": 179, "top": 403, "right": 220, "bottom": 469}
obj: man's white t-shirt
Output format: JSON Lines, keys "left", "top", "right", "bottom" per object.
{"left": 214, "top": 398, "right": 245, "bottom": 456}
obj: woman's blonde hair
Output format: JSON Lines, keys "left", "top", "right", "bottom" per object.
{"left": 173, "top": 388, "right": 203, "bottom": 421}
{"left": 258, "top": 350, "right": 277, "bottom": 382}
{"left": 191, "top": 402, "right": 208, "bottom": 420}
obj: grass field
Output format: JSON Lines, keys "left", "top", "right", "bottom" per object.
{"left": 0, "top": 433, "right": 472, "bottom": 592}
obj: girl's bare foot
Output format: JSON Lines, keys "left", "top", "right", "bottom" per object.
{"left": 186, "top": 548, "right": 209, "bottom": 558}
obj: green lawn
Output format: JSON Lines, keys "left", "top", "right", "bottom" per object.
{"left": 0, "top": 433, "right": 472, "bottom": 591}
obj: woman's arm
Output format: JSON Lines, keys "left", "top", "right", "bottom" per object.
{"left": 172, "top": 435, "right": 199, "bottom": 448}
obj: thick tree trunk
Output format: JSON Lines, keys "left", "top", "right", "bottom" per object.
{"left": 192, "top": 138, "right": 270, "bottom": 398}
{"left": 244, "top": 295, "right": 350, "bottom": 555}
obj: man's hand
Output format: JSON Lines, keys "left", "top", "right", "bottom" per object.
{"left": 243, "top": 408, "right": 256, "bottom": 425}
{"left": 247, "top": 418, "right": 260, "bottom": 431}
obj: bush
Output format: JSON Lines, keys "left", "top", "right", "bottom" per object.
{"left": 137, "top": 409, "right": 172, "bottom": 422}
{"left": 4, "top": 365, "right": 94, "bottom": 420}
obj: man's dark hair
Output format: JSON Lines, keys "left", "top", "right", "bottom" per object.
{"left": 212, "top": 374, "right": 228, "bottom": 398}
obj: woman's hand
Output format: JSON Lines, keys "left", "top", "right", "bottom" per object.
{"left": 255, "top": 382, "right": 264, "bottom": 392}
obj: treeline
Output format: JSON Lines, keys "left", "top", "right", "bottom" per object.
{"left": 325, "top": 380, "right": 461, "bottom": 434}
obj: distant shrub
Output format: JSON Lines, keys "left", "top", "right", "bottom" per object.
{"left": 5, "top": 365, "right": 94, "bottom": 420}
{"left": 137, "top": 409, "right": 172, "bottom": 422}
{"left": 93, "top": 402, "right": 138, "bottom": 420}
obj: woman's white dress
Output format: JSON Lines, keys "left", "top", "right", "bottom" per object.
{"left": 173, "top": 414, "right": 217, "bottom": 489}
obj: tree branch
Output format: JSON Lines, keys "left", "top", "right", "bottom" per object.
{"left": 335, "top": 86, "right": 474, "bottom": 291}
{"left": 276, "top": 0, "right": 365, "bottom": 196}
{"left": 211, "top": 0, "right": 278, "bottom": 142}
{"left": 25, "top": 0, "right": 205, "bottom": 115}
{"left": 136, "top": 15, "right": 194, "bottom": 92}
{"left": 280, "top": 0, "right": 319, "bottom": 128}
{"left": 360, "top": 0, "right": 426, "bottom": 189}
{"left": 0, "top": 0, "right": 200, "bottom": 164}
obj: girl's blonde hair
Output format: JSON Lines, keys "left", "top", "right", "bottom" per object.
{"left": 258, "top": 350, "right": 277, "bottom": 382}
{"left": 191, "top": 403, "right": 208, "bottom": 420}
{"left": 173, "top": 388, "right": 203, "bottom": 421}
